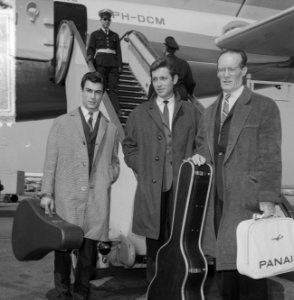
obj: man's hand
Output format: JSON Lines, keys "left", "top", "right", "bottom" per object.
{"left": 259, "top": 201, "right": 276, "bottom": 218}
{"left": 190, "top": 154, "right": 206, "bottom": 166}
{"left": 40, "top": 196, "right": 55, "bottom": 215}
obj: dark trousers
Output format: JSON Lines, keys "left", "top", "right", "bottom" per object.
{"left": 96, "top": 65, "right": 120, "bottom": 114}
{"left": 216, "top": 269, "right": 268, "bottom": 300}
{"left": 146, "top": 188, "right": 173, "bottom": 283}
{"left": 54, "top": 238, "right": 98, "bottom": 300}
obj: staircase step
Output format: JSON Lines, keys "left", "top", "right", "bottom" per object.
{"left": 119, "top": 79, "right": 141, "bottom": 85}
{"left": 119, "top": 96, "right": 147, "bottom": 103}
{"left": 120, "top": 102, "right": 142, "bottom": 110}
{"left": 119, "top": 90, "right": 147, "bottom": 97}
{"left": 119, "top": 77, "right": 137, "bottom": 83}
{"left": 118, "top": 63, "right": 149, "bottom": 126}
{"left": 118, "top": 85, "right": 144, "bottom": 92}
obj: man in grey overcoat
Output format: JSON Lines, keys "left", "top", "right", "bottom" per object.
{"left": 192, "top": 49, "right": 282, "bottom": 300}
{"left": 122, "top": 57, "right": 202, "bottom": 284}
{"left": 41, "top": 71, "right": 120, "bottom": 300}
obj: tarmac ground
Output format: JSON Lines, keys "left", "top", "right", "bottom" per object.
{"left": 1, "top": 201, "right": 294, "bottom": 300}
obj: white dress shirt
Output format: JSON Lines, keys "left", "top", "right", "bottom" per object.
{"left": 81, "top": 106, "right": 99, "bottom": 128}
{"left": 222, "top": 85, "right": 244, "bottom": 113}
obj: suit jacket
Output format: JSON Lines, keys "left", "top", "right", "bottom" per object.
{"left": 41, "top": 108, "right": 120, "bottom": 241}
{"left": 122, "top": 94, "right": 202, "bottom": 239}
{"left": 197, "top": 86, "right": 282, "bottom": 270}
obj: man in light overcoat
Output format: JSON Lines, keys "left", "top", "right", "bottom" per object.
{"left": 41, "top": 71, "right": 120, "bottom": 300}
{"left": 192, "top": 49, "right": 282, "bottom": 300}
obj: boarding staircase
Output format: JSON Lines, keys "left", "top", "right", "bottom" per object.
{"left": 118, "top": 63, "right": 148, "bottom": 126}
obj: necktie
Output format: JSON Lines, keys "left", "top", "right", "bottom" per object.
{"left": 163, "top": 100, "right": 170, "bottom": 129}
{"left": 88, "top": 112, "right": 93, "bottom": 131}
{"left": 221, "top": 93, "right": 230, "bottom": 126}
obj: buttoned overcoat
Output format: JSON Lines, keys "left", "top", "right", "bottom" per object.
{"left": 197, "top": 87, "right": 282, "bottom": 270}
{"left": 41, "top": 108, "right": 120, "bottom": 241}
{"left": 122, "top": 95, "right": 202, "bottom": 239}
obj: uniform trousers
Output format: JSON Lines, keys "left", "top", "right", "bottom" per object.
{"left": 96, "top": 65, "right": 120, "bottom": 114}
{"left": 54, "top": 238, "right": 98, "bottom": 300}
{"left": 146, "top": 188, "right": 173, "bottom": 283}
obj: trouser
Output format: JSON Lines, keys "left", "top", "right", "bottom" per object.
{"left": 96, "top": 65, "right": 120, "bottom": 114}
{"left": 146, "top": 188, "right": 173, "bottom": 283}
{"left": 216, "top": 269, "right": 268, "bottom": 300}
{"left": 54, "top": 238, "right": 98, "bottom": 300}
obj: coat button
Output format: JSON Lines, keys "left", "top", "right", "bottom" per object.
{"left": 81, "top": 186, "right": 87, "bottom": 192}
{"left": 155, "top": 156, "right": 159, "bottom": 161}
{"left": 158, "top": 135, "right": 162, "bottom": 140}
{"left": 152, "top": 179, "right": 156, "bottom": 183}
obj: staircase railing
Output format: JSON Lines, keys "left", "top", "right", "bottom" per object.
{"left": 121, "top": 31, "right": 160, "bottom": 94}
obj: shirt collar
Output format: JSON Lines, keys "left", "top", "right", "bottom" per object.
{"left": 80, "top": 106, "right": 99, "bottom": 121}
{"left": 101, "top": 28, "right": 109, "bottom": 34}
{"left": 224, "top": 85, "right": 244, "bottom": 100}
{"left": 156, "top": 94, "right": 175, "bottom": 106}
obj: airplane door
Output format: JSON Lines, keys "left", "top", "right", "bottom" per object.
{"left": 15, "top": 0, "right": 54, "bottom": 60}
{"left": 54, "top": 1, "right": 87, "bottom": 45}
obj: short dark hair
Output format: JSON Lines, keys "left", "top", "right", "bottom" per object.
{"left": 150, "top": 57, "right": 177, "bottom": 78}
{"left": 80, "top": 71, "right": 104, "bottom": 90}
{"left": 218, "top": 49, "right": 248, "bottom": 68}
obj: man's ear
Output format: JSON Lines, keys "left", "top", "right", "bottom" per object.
{"left": 241, "top": 66, "right": 248, "bottom": 77}
{"left": 173, "top": 74, "right": 179, "bottom": 84}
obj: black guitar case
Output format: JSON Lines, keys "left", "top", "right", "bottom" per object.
{"left": 12, "top": 198, "right": 84, "bottom": 261}
{"left": 147, "top": 161, "right": 212, "bottom": 300}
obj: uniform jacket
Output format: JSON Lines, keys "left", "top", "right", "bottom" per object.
{"left": 87, "top": 29, "right": 122, "bottom": 68}
{"left": 122, "top": 94, "right": 202, "bottom": 239}
{"left": 166, "top": 53, "right": 196, "bottom": 96}
{"left": 41, "top": 108, "right": 120, "bottom": 241}
{"left": 197, "top": 86, "right": 282, "bottom": 270}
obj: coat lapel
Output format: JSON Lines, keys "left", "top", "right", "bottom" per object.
{"left": 172, "top": 96, "right": 183, "bottom": 127}
{"left": 224, "top": 87, "right": 252, "bottom": 163}
{"left": 71, "top": 108, "right": 86, "bottom": 141}
{"left": 207, "top": 95, "right": 221, "bottom": 162}
{"left": 92, "top": 113, "right": 107, "bottom": 167}
{"left": 147, "top": 98, "right": 165, "bottom": 134}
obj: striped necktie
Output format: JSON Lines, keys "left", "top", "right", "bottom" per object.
{"left": 221, "top": 93, "right": 230, "bottom": 126}
{"left": 163, "top": 100, "right": 170, "bottom": 129}
{"left": 88, "top": 112, "right": 93, "bottom": 131}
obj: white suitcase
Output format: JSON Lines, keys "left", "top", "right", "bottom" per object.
{"left": 236, "top": 216, "right": 294, "bottom": 279}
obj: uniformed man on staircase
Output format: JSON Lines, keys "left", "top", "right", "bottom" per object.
{"left": 87, "top": 9, "right": 122, "bottom": 115}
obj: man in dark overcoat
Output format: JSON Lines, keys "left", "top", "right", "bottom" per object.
{"left": 87, "top": 9, "right": 122, "bottom": 114}
{"left": 122, "top": 57, "right": 202, "bottom": 284}
{"left": 192, "top": 49, "right": 282, "bottom": 300}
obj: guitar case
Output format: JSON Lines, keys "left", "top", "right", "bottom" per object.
{"left": 147, "top": 161, "right": 212, "bottom": 300}
{"left": 12, "top": 198, "right": 84, "bottom": 261}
